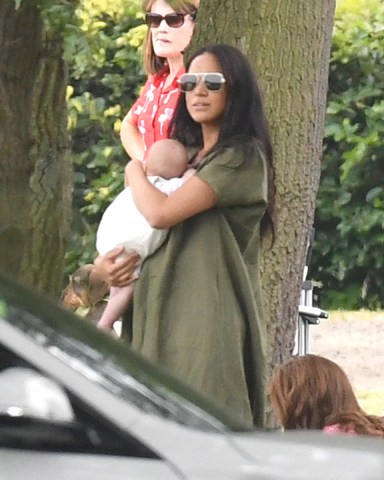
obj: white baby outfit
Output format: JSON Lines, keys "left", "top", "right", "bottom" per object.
{"left": 96, "top": 176, "right": 183, "bottom": 259}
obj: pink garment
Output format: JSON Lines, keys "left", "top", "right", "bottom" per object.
{"left": 323, "top": 424, "right": 356, "bottom": 435}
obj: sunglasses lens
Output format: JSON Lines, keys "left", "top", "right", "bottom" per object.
{"left": 179, "top": 74, "right": 197, "bottom": 92}
{"left": 145, "top": 13, "right": 160, "bottom": 27}
{"left": 145, "top": 13, "right": 185, "bottom": 28}
{"left": 204, "top": 74, "right": 223, "bottom": 91}
{"left": 179, "top": 73, "right": 225, "bottom": 92}
{"left": 165, "top": 13, "right": 185, "bottom": 27}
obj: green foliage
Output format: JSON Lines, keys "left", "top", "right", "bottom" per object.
{"left": 64, "top": 0, "right": 146, "bottom": 274}
{"left": 62, "top": 0, "right": 384, "bottom": 311}
{"left": 14, "top": 1, "right": 80, "bottom": 39}
{"left": 42, "top": 2, "right": 80, "bottom": 36}
{"left": 0, "top": 300, "right": 8, "bottom": 318}
{"left": 311, "top": 0, "right": 384, "bottom": 309}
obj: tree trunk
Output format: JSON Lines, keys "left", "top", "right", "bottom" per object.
{"left": 0, "top": 1, "right": 72, "bottom": 296}
{"left": 192, "top": 0, "right": 335, "bottom": 370}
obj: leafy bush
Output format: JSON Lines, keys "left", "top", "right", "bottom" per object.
{"left": 63, "top": 0, "right": 384, "bottom": 310}
{"left": 64, "top": 0, "right": 146, "bottom": 273}
{"left": 311, "top": 0, "right": 384, "bottom": 309}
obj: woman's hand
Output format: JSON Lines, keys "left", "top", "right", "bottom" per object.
{"left": 94, "top": 247, "right": 141, "bottom": 287}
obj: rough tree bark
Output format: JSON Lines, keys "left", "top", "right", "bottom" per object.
{"left": 191, "top": 0, "right": 335, "bottom": 374}
{"left": 0, "top": 0, "right": 72, "bottom": 296}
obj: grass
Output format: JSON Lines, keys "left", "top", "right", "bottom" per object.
{"left": 329, "top": 310, "right": 384, "bottom": 322}
{"left": 357, "top": 390, "right": 384, "bottom": 416}
{"left": 328, "top": 310, "right": 384, "bottom": 416}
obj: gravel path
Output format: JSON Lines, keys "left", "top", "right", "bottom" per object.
{"left": 310, "top": 312, "right": 384, "bottom": 393}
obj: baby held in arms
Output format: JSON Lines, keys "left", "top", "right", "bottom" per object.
{"left": 96, "top": 139, "right": 193, "bottom": 335}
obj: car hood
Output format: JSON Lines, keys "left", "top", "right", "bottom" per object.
{"left": 231, "top": 430, "right": 384, "bottom": 480}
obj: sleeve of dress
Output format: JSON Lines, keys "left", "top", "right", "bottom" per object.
{"left": 196, "top": 144, "right": 268, "bottom": 208}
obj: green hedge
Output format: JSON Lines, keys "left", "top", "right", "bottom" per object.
{"left": 311, "top": 0, "right": 384, "bottom": 309}
{"left": 63, "top": 1, "right": 384, "bottom": 309}
{"left": 64, "top": 0, "right": 145, "bottom": 273}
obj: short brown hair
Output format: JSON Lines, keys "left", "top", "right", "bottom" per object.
{"left": 141, "top": 0, "right": 199, "bottom": 75}
{"left": 269, "top": 354, "right": 362, "bottom": 430}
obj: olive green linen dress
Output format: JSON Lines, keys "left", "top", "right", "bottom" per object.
{"left": 124, "top": 140, "right": 268, "bottom": 426}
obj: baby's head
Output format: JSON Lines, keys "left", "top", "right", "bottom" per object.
{"left": 145, "top": 139, "right": 188, "bottom": 179}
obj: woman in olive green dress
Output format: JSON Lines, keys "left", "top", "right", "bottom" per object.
{"left": 96, "top": 44, "right": 275, "bottom": 427}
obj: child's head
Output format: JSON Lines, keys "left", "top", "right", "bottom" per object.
{"left": 145, "top": 139, "right": 189, "bottom": 179}
{"left": 269, "top": 354, "right": 362, "bottom": 430}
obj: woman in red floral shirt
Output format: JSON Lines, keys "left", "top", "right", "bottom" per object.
{"left": 94, "top": 0, "right": 199, "bottom": 303}
{"left": 120, "top": 0, "right": 199, "bottom": 162}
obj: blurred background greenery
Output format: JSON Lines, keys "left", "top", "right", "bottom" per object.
{"left": 63, "top": 0, "right": 384, "bottom": 310}
{"left": 312, "top": 0, "right": 384, "bottom": 309}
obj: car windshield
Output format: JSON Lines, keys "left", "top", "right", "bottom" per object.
{"left": 0, "top": 273, "right": 253, "bottom": 433}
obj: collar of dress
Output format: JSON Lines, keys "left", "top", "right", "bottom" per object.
{"left": 152, "top": 65, "right": 185, "bottom": 89}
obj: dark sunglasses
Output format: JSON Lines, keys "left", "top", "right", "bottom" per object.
{"left": 145, "top": 12, "right": 193, "bottom": 28}
{"left": 178, "top": 73, "right": 226, "bottom": 92}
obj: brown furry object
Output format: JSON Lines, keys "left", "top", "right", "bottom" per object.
{"left": 61, "top": 264, "right": 109, "bottom": 324}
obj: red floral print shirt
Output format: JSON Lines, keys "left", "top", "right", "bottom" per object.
{"left": 130, "top": 66, "right": 184, "bottom": 152}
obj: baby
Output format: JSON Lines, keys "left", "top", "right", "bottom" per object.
{"left": 96, "top": 139, "right": 193, "bottom": 335}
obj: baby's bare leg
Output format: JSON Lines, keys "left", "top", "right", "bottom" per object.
{"left": 97, "top": 285, "right": 134, "bottom": 336}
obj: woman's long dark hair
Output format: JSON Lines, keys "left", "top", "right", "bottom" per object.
{"left": 169, "top": 44, "right": 275, "bottom": 238}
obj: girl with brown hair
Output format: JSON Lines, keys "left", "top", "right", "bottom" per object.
{"left": 269, "top": 354, "right": 384, "bottom": 437}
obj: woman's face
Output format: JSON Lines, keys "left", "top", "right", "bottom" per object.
{"left": 149, "top": 0, "right": 196, "bottom": 60}
{"left": 185, "top": 53, "right": 228, "bottom": 130}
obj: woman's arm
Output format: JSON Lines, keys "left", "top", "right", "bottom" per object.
{"left": 120, "top": 109, "right": 145, "bottom": 162}
{"left": 126, "top": 159, "right": 217, "bottom": 229}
